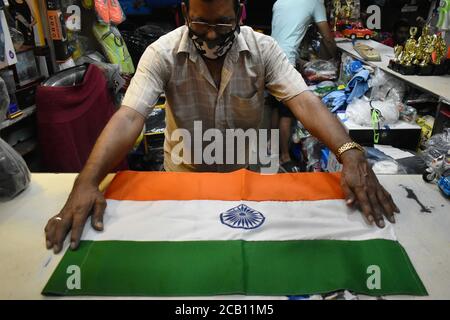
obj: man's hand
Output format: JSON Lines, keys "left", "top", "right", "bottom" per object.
{"left": 45, "top": 180, "right": 106, "bottom": 253}
{"left": 340, "top": 150, "right": 400, "bottom": 228}
{"left": 44, "top": 106, "right": 145, "bottom": 254}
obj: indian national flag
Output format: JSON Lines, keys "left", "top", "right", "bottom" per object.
{"left": 43, "top": 170, "right": 427, "bottom": 297}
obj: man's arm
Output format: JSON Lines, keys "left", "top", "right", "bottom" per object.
{"left": 316, "top": 21, "right": 338, "bottom": 59}
{"left": 45, "top": 106, "right": 145, "bottom": 253}
{"left": 284, "top": 91, "right": 399, "bottom": 228}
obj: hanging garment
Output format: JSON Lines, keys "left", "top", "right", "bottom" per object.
{"left": 36, "top": 63, "right": 126, "bottom": 172}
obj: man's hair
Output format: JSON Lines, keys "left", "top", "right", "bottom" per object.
{"left": 394, "top": 19, "right": 410, "bottom": 32}
{"left": 183, "top": 0, "right": 241, "bottom": 13}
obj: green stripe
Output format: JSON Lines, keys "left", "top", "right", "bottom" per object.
{"left": 42, "top": 240, "right": 427, "bottom": 297}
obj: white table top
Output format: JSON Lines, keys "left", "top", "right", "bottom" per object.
{"left": 0, "top": 173, "right": 449, "bottom": 300}
{"left": 336, "top": 39, "right": 450, "bottom": 102}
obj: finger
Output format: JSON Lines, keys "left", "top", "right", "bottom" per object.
{"left": 354, "top": 189, "right": 375, "bottom": 225}
{"left": 70, "top": 213, "right": 89, "bottom": 250}
{"left": 91, "top": 199, "right": 106, "bottom": 231}
{"left": 53, "top": 216, "right": 72, "bottom": 254}
{"left": 45, "top": 218, "right": 56, "bottom": 249}
{"left": 368, "top": 191, "right": 386, "bottom": 228}
{"left": 341, "top": 181, "right": 356, "bottom": 207}
{"left": 382, "top": 187, "right": 400, "bottom": 213}
{"left": 376, "top": 188, "right": 396, "bottom": 224}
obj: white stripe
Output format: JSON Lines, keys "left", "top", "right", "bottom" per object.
{"left": 82, "top": 200, "right": 396, "bottom": 242}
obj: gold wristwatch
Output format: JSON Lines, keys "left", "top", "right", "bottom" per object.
{"left": 336, "top": 142, "right": 365, "bottom": 164}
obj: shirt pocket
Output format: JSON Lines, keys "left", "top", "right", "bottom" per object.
{"left": 226, "top": 91, "right": 264, "bottom": 130}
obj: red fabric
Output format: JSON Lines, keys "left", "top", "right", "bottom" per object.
{"left": 36, "top": 64, "right": 127, "bottom": 173}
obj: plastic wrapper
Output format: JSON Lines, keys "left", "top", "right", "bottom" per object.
{"left": 0, "top": 138, "right": 31, "bottom": 201}
{"left": 371, "top": 160, "right": 407, "bottom": 174}
{"left": 346, "top": 97, "right": 400, "bottom": 126}
{"left": 338, "top": 53, "right": 361, "bottom": 85}
{"left": 76, "top": 54, "right": 123, "bottom": 92}
{"left": 416, "top": 116, "right": 436, "bottom": 148}
{"left": 92, "top": 23, "right": 135, "bottom": 75}
{"left": 398, "top": 104, "right": 418, "bottom": 123}
{"left": 8, "top": 28, "right": 25, "bottom": 51}
{"left": 365, "top": 147, "right": 408, "bottom": 174}
{"left": 422, "top": 128, "right": 450, "bottom": 164}
{"left": 67, "top": 33, "right": 90, "bottom": 61}
{"left": 303, "top": 60, "right": 337, "bottom": 82}
{"left": 0, "top": 77, "right": 9, "bottom": 122}
{"left": 369, "top": 68, "right": 406, "bottom": 104}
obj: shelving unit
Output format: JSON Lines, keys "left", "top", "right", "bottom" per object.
{"left": 0, "top": 105, "right": 37, "bottom": 131}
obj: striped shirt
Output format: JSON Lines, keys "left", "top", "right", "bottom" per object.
{"left": 122, "top": 25, "right": 308, "bottom": 172}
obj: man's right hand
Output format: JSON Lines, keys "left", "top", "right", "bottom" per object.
{"left": 45, "top": 181, "right": 106, "bottom": 254}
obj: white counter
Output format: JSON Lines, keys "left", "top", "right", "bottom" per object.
{"left": 0, "top": 173, "right": 449, "bottom": 299}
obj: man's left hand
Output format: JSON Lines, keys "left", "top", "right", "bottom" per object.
{"left": 340, "top": 150, "right": 400, "bottom": 228}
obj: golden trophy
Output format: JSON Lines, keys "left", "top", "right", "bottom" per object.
{"left": 389, "top": 44, "right": 404, "bottom": 72}
{"left": 397, "top": 27, "right": 418, "bottom": 74}
{"left": 333, "top": 0, "right": 342, "bottom": 32}
{"left": 414, "top": 25, "right": 434, "bottom": 75}
{"left": 414, "top": 25, "right": 432, "bottom": 65}
{"left": 433, "top": 34, "right": 447, "bottom": 65}
{"left": 433, "top": 33, "right": 448, "bottom": 75}
{"left": 343, "top": 0, "right": 354, "bottom": 25}
{"left": 394, "top": 45, "right": 404, "bottom": 63}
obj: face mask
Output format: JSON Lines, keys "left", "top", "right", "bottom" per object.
{"left": 189, "top": 26, "right": 240, "bottom": 60}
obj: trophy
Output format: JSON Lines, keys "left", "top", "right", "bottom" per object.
{"left": 433, "top": 33, "right": 448, "bottom": 75}
{"left": 397, "top": 27, "right": 418, "bottom": 75}
{"left": 343, "top": 0, "right": 354, "bottom": 25}
{"left": 333, "top": 0, "right": 342, "bottom": 32}
{"left": 388, "top": 45, "right": 404, "bottom": 72}
{"left": 415, "top": 25, "right": 434, "bottom": 75}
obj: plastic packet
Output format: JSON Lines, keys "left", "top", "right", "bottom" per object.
{"left": 371, "top": 160, "right": 408, "bottom": 174}
{"left": 346, "top": 97, "right": 399, "bottom": 126}
{"left": 303, "top": 60, "right": 338, "bottom": 82}
{"left": 92, "top": 23, "right": 135, "bottom": 74}
{"left": 338, "top": 53, "right": 357, "bottom": 85}
{"left": 416, "top": 116, "right": 436, "bottom": 148}
{"left": 0, "top": 138, "right": 31, "bottom": 201}
{"left": 424, "top": 128, "right": 450, "bottom": 153}
{"left": 369, "top": 68, "right": 406, "bottom": 104}
{"left": 398, "top": 104, "right": 418, "bottom": 123}
{"left": 8, "top": 28, "right": 25, "bottom": 51}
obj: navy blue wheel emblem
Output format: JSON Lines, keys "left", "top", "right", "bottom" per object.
{"left": 220, "top": 204, "right": 265, "bottom": 230}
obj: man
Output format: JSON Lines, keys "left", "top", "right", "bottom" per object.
{"left": 45, "top": 0, "right": 398, "bottom": 254}
{"left": 271, "top": 0, "right": 338, "bottom": 172}
{"left": 382, "top": 19, "right": 410, "bottom": 48}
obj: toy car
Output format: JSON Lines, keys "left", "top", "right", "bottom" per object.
{"left": 422, "top": 149, "right": 450, "bottom": 185}
{"left": 342, "top": 26, "right": 375, "bottom": 40}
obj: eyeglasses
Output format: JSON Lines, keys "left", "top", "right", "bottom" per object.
{"left": 188, "top": 20, "right": 235, "bottom": 35}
